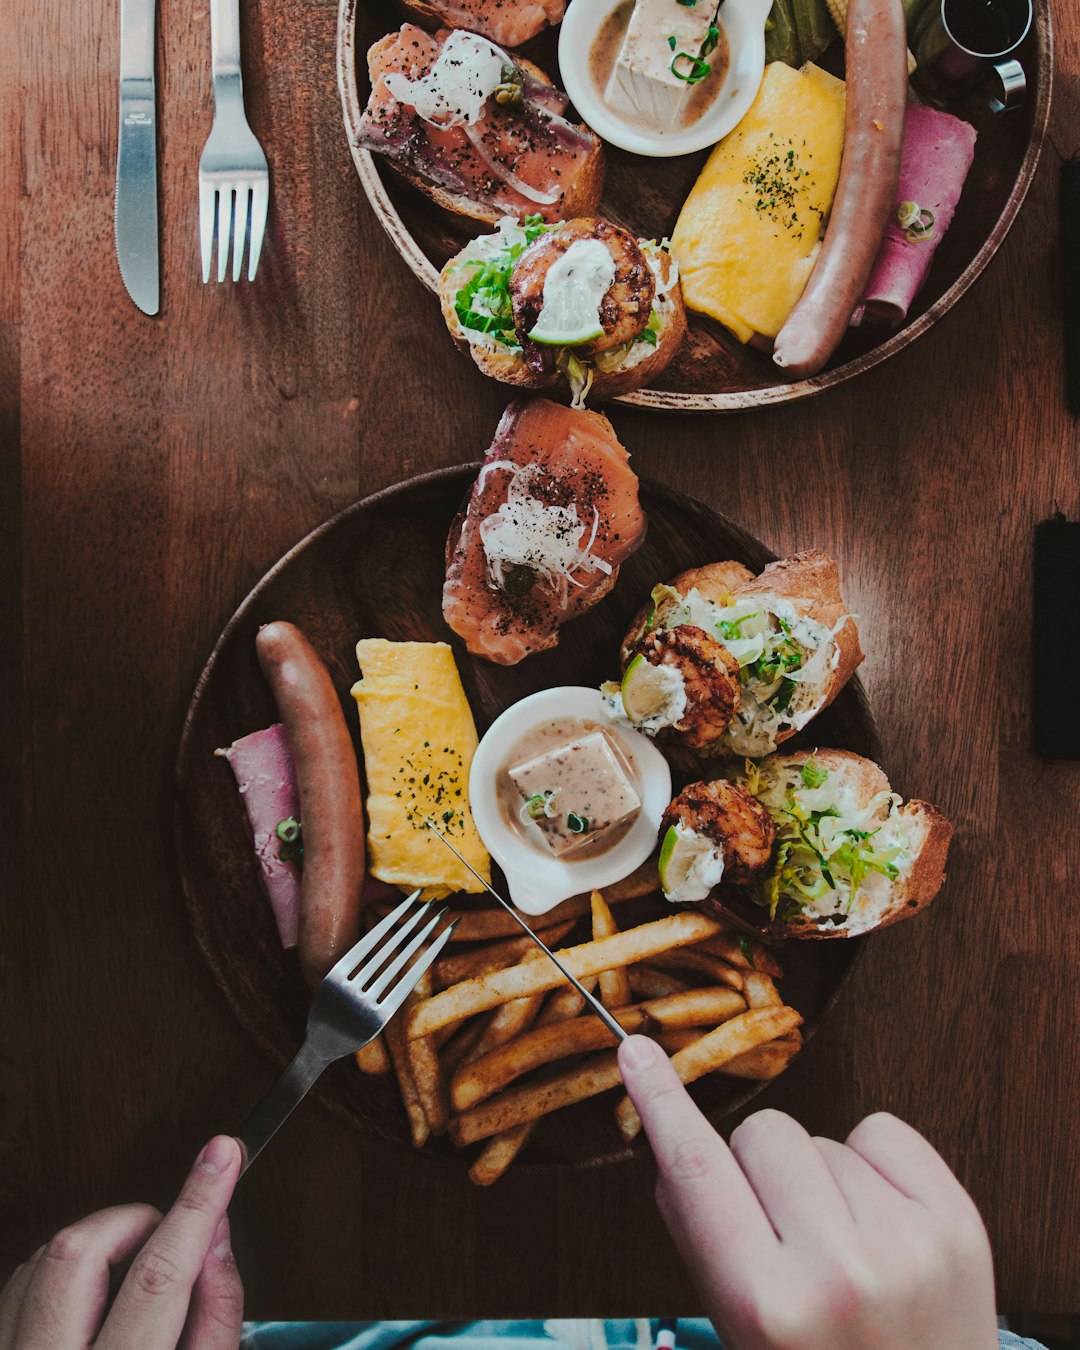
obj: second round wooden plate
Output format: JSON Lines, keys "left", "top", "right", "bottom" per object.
{"left": 337, "top": 0, "right": 1052, "bottom": 413}
{"left": 175, "top": 468, "right": 879, "bottom": 1171}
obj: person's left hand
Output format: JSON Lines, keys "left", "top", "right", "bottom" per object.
{"left": 0, "top": 1134, "right": 244, "bottom": 1350}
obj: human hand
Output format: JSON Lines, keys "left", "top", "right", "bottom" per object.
{"left": 617, "top": 1036, "right": 998, "bottom": 1350}
{"left": 0, "top": 1135, "right": 244, "bottom": 1350}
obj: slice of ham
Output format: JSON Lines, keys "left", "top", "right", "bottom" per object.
{"left": 851, "top": 103, "right": 977, "bottom": 330}
{"left": 216, "top": 724, "right": 301, "bottom": 949}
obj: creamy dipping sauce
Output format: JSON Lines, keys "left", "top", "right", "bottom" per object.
{"left": 590, "top": 0, "right": 730, "bottom": 135}
{"left": 498, "top": 717, "right": 644, "bottom": 861}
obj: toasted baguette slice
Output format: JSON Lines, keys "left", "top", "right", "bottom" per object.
{"left": 725, "top": 748, "right": 953, "bottom": 939}
{"left": 440, "top": 243, "right": 686, "bottom": 399}
{"left": 620, "top": 550, "right": 863, "bottom": 755}
{"left": 365, "top": 37, "right": 604, "bottom": 230}
{"left": 390, "top": 0, "right": 565, "bottom": 47}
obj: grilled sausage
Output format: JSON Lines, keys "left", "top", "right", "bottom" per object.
{"left": 510, "top": 217, "right": 655, "bottom": 355}
{"left": 255, "top": 622, "right": 366, "bottom": 987}
{"left": 772, "top": 0, "right": 907, "bottom": 378}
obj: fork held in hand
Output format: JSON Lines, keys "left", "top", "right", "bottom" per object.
{"left": 236, "top": 891, "right": 455, "bottom": 1174}
{"left": 198, "top": 0, "right": 269, "bottom": 282}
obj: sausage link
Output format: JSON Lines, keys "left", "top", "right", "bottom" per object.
{"left": 255, "top": 622, "right": 366, "bottom": 986}
{"left": 772, "top": 0, "right": 908, "bottom": 378}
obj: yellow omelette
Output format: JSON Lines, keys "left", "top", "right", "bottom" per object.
{"left": 671, "top": 61, "right": 846, "bottom": 344}
{"left": 351, "top": 638, "right": 491, "bottom": 899}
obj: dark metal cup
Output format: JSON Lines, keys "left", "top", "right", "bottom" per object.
{"left": 912, "top": 0, "right": 1032, "bottom": 111}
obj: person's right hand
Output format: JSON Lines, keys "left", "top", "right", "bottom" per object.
{"left": 618, "top": 1035, "right": 998, "bottom": 1350}
{"left": 0, "top": 1135, "right": 244, "bottom": 1350}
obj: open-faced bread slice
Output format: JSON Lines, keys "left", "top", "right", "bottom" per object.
{"left": 439, "top": 230, "right": 686, "bottom": 399}
{"left": 722, "top": 748, "right": 953, "bottom": 939}
{"left": 362, "top": 34, "right": 604, "bottom": 230}
{"left": 616, "top": 550, "right": 863, "bottom": 757}
{"left": 390, "top": 0, "right": 566, "bottom": 48}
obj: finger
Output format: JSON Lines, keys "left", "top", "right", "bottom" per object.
{"left": 813, "top": 1136, "right": 917, "bottom": 1227}
{"left": 729, "top": 1109, "right": 857, "bottom": 1246}
{"left": 844, "top": 1113, "right": 978, "bottom": 1216}
{"left": 178, "top": 1216, "right": 244, "bottom": 1350}
{"left": 12, "top": 1208, "right": 160, "bottom": 1350}
{"left": 617, "top": 1036, "right": 777, "bottom": 1277}
{"left": 97, "top": 1136, "right": 242, "bottom": 1350}
{"left": 0, "top": 1250, "right": 43, "bottom": 1350}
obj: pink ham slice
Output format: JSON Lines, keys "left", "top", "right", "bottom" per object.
{"left": 216, "top": 723, "right": 301, "bottom": 949}
{"left": 851, "top": 104, "right": 977, "bottom": 331}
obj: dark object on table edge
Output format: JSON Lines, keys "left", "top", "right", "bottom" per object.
{"left": 1032, "top": 514, "right": 1080, "bottom": 759}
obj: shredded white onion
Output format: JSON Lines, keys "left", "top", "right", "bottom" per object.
{"left": 384, "top": 32, "right": 507, "bottom": 128}
{"left": 478, "top": 462, "right": 612, "bottom": 604}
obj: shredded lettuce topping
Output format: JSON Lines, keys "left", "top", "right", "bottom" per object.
{"left": 451, "top": 215, "right": 551, "bottom": 350}
{"left": 740, "top": 758, "right": 909, "bottom": 927}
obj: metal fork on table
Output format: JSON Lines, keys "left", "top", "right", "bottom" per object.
{"left": 236, "top": 891, "right": 455, "bottom": 1174}
{"left": 198, "top": 0, "right": 269, "bottom": 283}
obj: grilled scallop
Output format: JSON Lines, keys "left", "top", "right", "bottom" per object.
{"left": 661, "top": 781, "right": 776, "bottom": 884}
{"left": 632, "top": 625, "right": 741, "bottom": 750}
{"left": 510, "top": 218, "right": 656, "bottom": 356}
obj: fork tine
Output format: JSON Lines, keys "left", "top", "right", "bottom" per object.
{"left": 365, "top": 905, "right": 448, "bottom": 1003}
{"left": 351, "top": 898, "right": 435, "bottom": 989}
{"left": 231, "top": 187, "right": 250, "bottom": 283}
{"left": 216, "top": 188, "right": 233, "bottom": 283}
{"left": 324, "top": 891, "right": 422, "bottom": 983}
{"left": 200, "top": 187, "right": 216, "bottom": 285}
{"left": 248, "top": 179, "right": 269, "bottom": 281}
{"left": 377, "top": 918, "right": 459, "bottom": 1023}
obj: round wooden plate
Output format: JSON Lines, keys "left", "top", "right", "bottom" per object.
{"left": 337, "top": 0, "right": 1052, "bottom": 413}
{"left": 174, "top": 467, "right": 880, "bottom": 1171}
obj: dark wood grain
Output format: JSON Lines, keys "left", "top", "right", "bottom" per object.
{"left": 4, "top": 0, "right": 1080, "bottom": 1321}
{"left": 340, "top": 0, "right": 1053, "bottom": 411}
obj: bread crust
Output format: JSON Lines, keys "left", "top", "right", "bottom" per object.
{"left": 390, "top": 0, "right": 563, "bottom": 46}
{"left": 619, "top": 552, "right": 862, "bottom": 742}
{"left": 439, "top": 241, "right": 686, "bottom": 399}
{"left": 366, "top": 40, "right": 604, "bottom": 228}
{"left": 749, "top": 748, "right": 953, "bottom": 940}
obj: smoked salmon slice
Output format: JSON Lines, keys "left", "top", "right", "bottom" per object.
{"left": 406, "top": 0, "right": 565, "bottom": 48}
{"left": 358, "top": 25, "right": 600, "bottom": 223}
{"left": 443, "top": 398, "right": 646, "bottom": 665}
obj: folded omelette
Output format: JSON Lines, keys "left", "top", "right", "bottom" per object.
{"left": 671, "top": 61, "right": 846, "bottom": 345}
{"left": 352, "top": 638, "right": 491, "bottom": 899}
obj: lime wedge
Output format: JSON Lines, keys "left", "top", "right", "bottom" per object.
{"left": 527, "top": 291, "right": 605, "bottom": 347}
{"left": 621, "top": 653, "right": 679, "bottom": 725}
{"left": 527, "top": 238, "right": 614, "bottom": 348}
{"left": 658, "top": 823, "right": 722, "bottom": 903}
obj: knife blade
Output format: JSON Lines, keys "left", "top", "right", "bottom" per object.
{"left": 115, "top": 0, "right": 159, "bottom": 315}
{"left": 423, "top": 817, "right": 628, "bottom": 1042}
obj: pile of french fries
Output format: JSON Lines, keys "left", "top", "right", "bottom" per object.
{"left": 356, "top": 863, "right": 803, "bottom": 1185}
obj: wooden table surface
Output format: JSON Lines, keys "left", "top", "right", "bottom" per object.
{"left": 4, "top": 0, "right": 1080, "bottom": 1322}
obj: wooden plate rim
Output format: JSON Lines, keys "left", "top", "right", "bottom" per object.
{"left": 174, "top": 466, "right": 872, "bottom": 1170}
{"left": 335, "top": 0, "right": 1053, "bottom": 413}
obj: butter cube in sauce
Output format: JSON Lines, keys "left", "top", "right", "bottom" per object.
{"left": 508, "top": 730, "right": 642, "bottom": 857}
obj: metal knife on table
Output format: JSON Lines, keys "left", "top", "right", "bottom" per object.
{"left": 115, "top": 0, "right": 159, "bottom": 315}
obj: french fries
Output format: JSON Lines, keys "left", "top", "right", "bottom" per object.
{"left": 407, "top": 911, "right": 724, "bottom": 1039}
{"left": 592, "top": 891, "right": 632, "bottom": 1010}
{"left": 433, "top": 921, "right": 574, "bottom": 988}
{"left": 360, "top": 877, "right": 805, "bottom": 1182}
{"left": 614, "top": 1007, "right": 804, "bottom": 1142}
